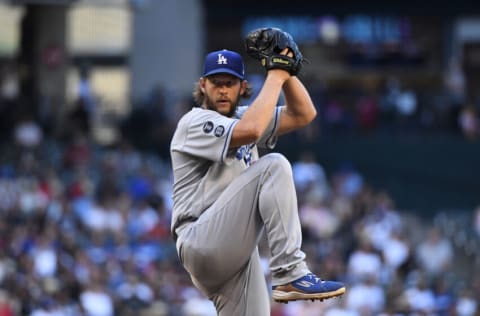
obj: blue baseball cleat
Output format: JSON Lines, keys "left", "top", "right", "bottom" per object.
{"left": 272, "top": 273, "right": 346, "bottom": 303}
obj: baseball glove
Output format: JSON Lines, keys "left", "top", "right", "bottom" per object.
{"left": 245, "top": 27, "right": 304, "bottom": 76}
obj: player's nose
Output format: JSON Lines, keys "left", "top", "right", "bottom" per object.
{"left": 218, "top": 86, "right": 228, "bottom": 95}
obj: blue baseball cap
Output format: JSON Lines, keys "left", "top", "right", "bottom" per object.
{"left": 202, "top": 49, "right": 245, "bottom": 80}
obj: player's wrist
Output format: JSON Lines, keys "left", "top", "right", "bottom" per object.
{"left": 267, "top": 69, "right": 291, "bottom": 83}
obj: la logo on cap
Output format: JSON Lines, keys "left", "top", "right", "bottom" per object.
{"left": 217, "top": 53, "right": 228, "bottom": 65}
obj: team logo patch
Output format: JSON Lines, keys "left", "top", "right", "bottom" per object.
{"left": 203, "top": 121, "right": 214, "bottom": 133}
{"left": 235, "top": 144, "right": 254, "bottom": 166}
{"left": 214, "top": 125, "right": 225, "bottom": 137}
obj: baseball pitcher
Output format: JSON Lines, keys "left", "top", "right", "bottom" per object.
{"left": 170, "top": 27, "right": 346, "bottom": 315}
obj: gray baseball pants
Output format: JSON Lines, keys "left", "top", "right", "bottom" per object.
{"left": 175, "top": 153, "right": 310, "bottom": 316}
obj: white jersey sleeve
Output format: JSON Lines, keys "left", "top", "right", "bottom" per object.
{"left": 171, "top": 108, "right": 238, "bottom": 163}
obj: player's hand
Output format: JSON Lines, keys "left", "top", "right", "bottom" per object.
{"left": 267, "top": 48, "right": 293, "bottom": 80}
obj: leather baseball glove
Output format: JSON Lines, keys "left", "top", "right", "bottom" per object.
{"left": 245, "top": 27, "right": 304, "bottom": 76}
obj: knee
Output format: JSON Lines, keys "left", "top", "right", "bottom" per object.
{"left": 262, "top": 153, "right": 292, "bottom": 177}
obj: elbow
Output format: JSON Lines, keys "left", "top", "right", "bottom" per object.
{"left": 301, "top": 106, "right": 317, "bottom": 126}
{"left": 232, "top": 121, "right": 265, "bottom": 146}
{"left": 309, "top": 107, "right": 318, "bottom": 122}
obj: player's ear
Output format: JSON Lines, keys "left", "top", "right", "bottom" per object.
{"left": 240, "top": 79, "right": 247, "bottom": 95}
{"left": 199, "top": 77, "right": 206, "bottom": 93}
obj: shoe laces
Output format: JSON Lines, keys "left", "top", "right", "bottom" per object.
{"left": 306, "top": 273, "right": 322, "bottom": 283}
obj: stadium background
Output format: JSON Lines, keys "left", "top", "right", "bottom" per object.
{"left": 0, "top": 0, "right": 479, "bottom": 315}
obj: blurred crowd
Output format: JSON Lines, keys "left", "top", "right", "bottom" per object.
{"left": 277, "top": 56, "right": 480, "bottom": 143}
{"left": 0, "top": 130, "right": 183, "bottom": 315}
{"left": 0, "top": 127, "right": 479, "bottom": 316}
{"left": 271, "top": 151, "right": 480, "bottom": 316}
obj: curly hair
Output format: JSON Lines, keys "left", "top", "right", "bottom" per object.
{"left": 192, "top": 80, "right": 254, "bottom": 106}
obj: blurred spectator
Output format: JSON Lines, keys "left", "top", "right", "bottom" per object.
{"left": 415, "top": 226, "right": 454, "bottom": 280}
{"left": 323, "top": 98, "right": 350, "bottom": 133}
{"left": 13, "top": 114, "right": 43, "bottom": 150}
{"left": 0, "top": 64, "right": 19, "bottom": 141}
{"left": 79, "top": 279, "right": 114, "bottom": 316}
{"left": 0, "top": 290, "right": 16, "bottom": 316}
{"left": 379, "top": 76, "right": 401, "bottom": 130}
{"left": 292, "top": 151, "right": 329, "bottom": 199}
{"left": 68, "top": 98, "right": 91, "bottom": 137}
{"left": 380, "top": 229, "right": 411, "bottom": 278}
{"left": 18, "top": 177, "right": 49, "bottom": 215}
{"left": 433, "top": 277, "right": 455, "bottom": 316}
{"left": 331, "top": 162, "right": 364, "bottom": 199}
{"left": 0, "top": 63, "right": 19, "bottom": 102}
{"left": 67, "top": 62, "right": 98, "bottom": 138}
{"left": 146, "top": 85, "right": 175, "bottom": 160}
{"left": 0, "top": 250, "right": 14, "bottom": 285}
{"left": 115, "top": 275, "right": 154, "bottom": 312}
{"left": 474, "top": 205, "right": 480, "bottom": 238}
{"left": 329, "top": 188, "right": 354, "bottom": 224}
{"left": 79, "top": 196, "right": 112, "bottom": 233}
{"left": 271, "top": 302, "right": 287, "bottom": 316}
{"left": 347, "top": 238, "right": 383, "bottom": 283}
{"left": 173, "top": 94, "right": 194, "bottom": 123}
{"left": 400, "top": 272, "right": 436, "bottom": 314}
{"left": 455, "top": 288, "right": 478, "bottom": 316}
{"left": 355, "top": 92, "right": 379, "bottom": 133}
{"left": 345, "top": 274, "right": 385, "bottom": 315}
{"left": 144, "top": 194, "right": 171, "bottom": 242}
{"left": 30, "top": 234, "right": 58, "bottom": 279}
{"left": 127, "top": 166, "right": 155, "bottom": 203}
{"left": 444, "top": 56, "right": 467, "bottom": 131}
{"left": 63, "top": 132, "right": 92, "bottom": 170}
{"left": 324, "top": 307, "right": 359, "bottom": 316}
{"left": 127, "top": 197, "right": 161, "bottom": 239}
{"left": 299, "top": 190, "right": 340, "bottom": 240}
{"left": 359, "top": 191, "right": 402, "bottom": 252}
{"left": 444, "top": 57, "right": 467, "bottom": 107}
{"left": 115, "top": 140, "right": 142, "bottom": 176}
{"left": 68, "top": 169, "right": 95, "bottom": 200}
{"left": 121, "top": 84, "right": 174, "bottom": 159}
{"left": 458, "top": 104, "right": 480, "bottom": 141}
{"left": 0, "top": 166, "right": 17, "bottom": 212}
{"left": 180, "top": 286, "right": 216, "bottom": 316}
{"left": 279, "top": 299, "right": 334, "bottom": 316}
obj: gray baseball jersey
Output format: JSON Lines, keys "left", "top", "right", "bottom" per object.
{"left": 170, "top": 105, "right": 282, "bottom": 238}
